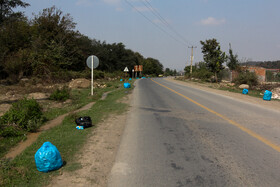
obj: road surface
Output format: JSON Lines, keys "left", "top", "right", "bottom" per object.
{"left": 108, "top": 78, "right": 280, "bottom": 187}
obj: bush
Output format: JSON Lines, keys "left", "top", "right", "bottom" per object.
{"left": 194, "top": 69, "right": 213, "bottom": 81}
{"left": 0, "top": 124, "right": 24, "bottom": 137}
{"left": 1, "top": 98, "right": 43, "bottom": 132}
{"left": 82, "top": 69, "right": 105, "bottom": 79}
{"left": 233, "top": 71, "right": 259, "bottom": 87}
{"left": 50, "top": 87, "right": 70, "bottom": 101}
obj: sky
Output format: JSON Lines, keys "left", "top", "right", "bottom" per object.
{"left": 19, "top": 0, "right": 280, "bottom": 71}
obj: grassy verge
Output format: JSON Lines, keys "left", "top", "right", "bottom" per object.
{"left": 217, "top": 86, "right": 263, "bottom": 98}
{"left": 0, "top": 83, "right": 134, "bottom": 186}
{"left": 0, "top": 80, "right": 126, "bottom": 158}
{"left": 43, "top": 80, "right": 122, "bottom": 121}
{"left": 176, "top": 78, "right": 266, "bottom": 99}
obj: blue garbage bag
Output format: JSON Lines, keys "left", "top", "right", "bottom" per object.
{"left": 120, "top": 79, "right": 123, "bottom": 82}
{"left": 35, "top": 142, "right": 63, "bottom": 172}
{"left": 263, "top": 90, "right": 272, "bottom": 101}
{"left": 129, "top": 78, "right": 132, "bottom": 81}
{"left": 242, "top": 89, "right": 248, "bottom": 94}
{"left": 124, "top": 82, "right": 131, "bottom": 88}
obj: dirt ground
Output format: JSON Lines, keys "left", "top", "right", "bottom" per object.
{"left": 47, "top": 94, "right": 132, "bottom": 187}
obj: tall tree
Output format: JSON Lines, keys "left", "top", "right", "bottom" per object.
{"left": 227, "top": 43, "right": 239, "bottom": 71}
{"left": 30, "top": 6, "right": 79, "bottom": 77}
{"left": 0, "top": 0, "right": 29, "bottom": 24}
{"left": 200, "top": 38, "right": 226, "bottom": 82}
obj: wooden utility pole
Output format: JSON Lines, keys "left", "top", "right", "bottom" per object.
{"left": 188, "top": 46, "right": 197, "bottom": 75}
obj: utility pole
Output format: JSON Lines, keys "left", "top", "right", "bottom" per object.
{"left": 188, "top": 46, "right": 197, "bottom": 75}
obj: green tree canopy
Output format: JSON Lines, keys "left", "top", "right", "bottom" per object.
{"left": 0, "top": 0, "right": 29, "bottom": 24}
{"left": 30, "top": 6, "right": 80, "bottom": 77}
{"left": 227, "top": 44, "right": 239, "bottom": 71}
{"left": 165, "top": 68, "right": 178, "bottom": 76}
{"left": 142, "top": 57, "right": 163, "bottom": 76}
{"left": 200, "top": 38, "right": 226, "bottom": 82}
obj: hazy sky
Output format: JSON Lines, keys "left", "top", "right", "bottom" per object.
{"left": 21, "top": 0, "right": 280, "bottom": 71}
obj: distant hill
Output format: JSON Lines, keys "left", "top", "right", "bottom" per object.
{"left": 240, "top": 60, "right": 280, "bottom": 69}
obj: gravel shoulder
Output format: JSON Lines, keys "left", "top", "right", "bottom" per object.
{"left": 166, "top": 77, "right": 280, "bottom": 112}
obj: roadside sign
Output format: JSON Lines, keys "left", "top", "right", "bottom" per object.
{"left": 134, "top": 65, "right": 139, "bottom": 72}
{"left": 86, "top": 55, "right": 99, "bottom": 69}
{"left": 124, "top": 67, "right": 129, "bottom": 72}
{"left": 86, "top": 55, "right": 99, "bottom": 96}
{"left": 139, "top": 65, "right": 143, "bottom": 72}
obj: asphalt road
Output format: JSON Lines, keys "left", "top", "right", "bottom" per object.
{"left": 108, "top": 78, "right": 280, "bottom": 187}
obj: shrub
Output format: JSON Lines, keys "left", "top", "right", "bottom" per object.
{"left": 193, "top": 69, "right": 213, "bottom": 81}
{"left": 233, "top": 71, "right": 259, "bottom": 87}
{"left": 82, "top": 69, "right": 105, "bottom": 79}
{"left": 50, "top": 87, "right": 70, "bottom": 101}
{"left": 1, "top": 98, "right": 43, "bottom": 131}
{"left": 0, "top": 124, "right": 24, "bottom": 137}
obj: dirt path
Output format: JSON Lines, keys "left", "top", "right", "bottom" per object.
{"left": 48, "top": 93, "right": 132, "bottom": 187}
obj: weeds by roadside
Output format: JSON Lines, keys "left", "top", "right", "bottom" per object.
{"left": 0, "top": 80, "right": 123, "bottom": 158}
{"left": 0, "top": 81, "right": 134, "bottom": 186}
{"left": 176, "top": 77, "right": 279, "bottom": 101}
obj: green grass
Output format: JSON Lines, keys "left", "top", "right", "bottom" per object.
{"left": 0, "top": 85, "right": 133, "bottom": 186}
{"left": 218, "top": 86, "right": 263, "bottom": 98}
{"left": 0, "top": 136, "right": 27, "bottom": 158}
{"left": 0, "top": 80, "right": 123, "bottom": 158}
{"left": 44, "top": 80, "right": 122, "bottom": 121}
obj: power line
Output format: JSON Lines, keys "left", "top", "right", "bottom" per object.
{"left": 141, "top": 0, "right": 193, "bottom": 46}
{"left": 124, "top": 0, "right": 188, "bottom": 47}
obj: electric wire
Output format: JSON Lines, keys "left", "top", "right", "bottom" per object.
{"left": 141, "top": 0, "right": 193, "bottom": 46}
{"left": 124, "top": 0, "right": 189, "bottom": 47}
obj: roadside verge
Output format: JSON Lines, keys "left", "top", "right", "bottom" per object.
{"left": 0, "top": 85, "right": 133, "bottom": 186}
{"left": 166, "top": 77, "right": 280, "bottom": 112}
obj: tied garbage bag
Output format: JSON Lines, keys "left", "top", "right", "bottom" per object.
{"left": 35, "top": 142, "right": 63, "bottom": 172}
{"left": 129, "top": 78, "right": 132, "bottom": 81}
{"left": 263, "top": 90, "right": 272, "bottom": 101}
{"left": 120, "top": 79, "right": 123, "bottom": 82}
{"left": 124, "top": 82, "right": 131, "bottom": 88}
{"left": 242, "top": 89, "right": 249, "bottom": 94}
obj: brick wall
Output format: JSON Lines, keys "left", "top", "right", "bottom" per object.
{"left": 247, "top": 66, "right": 266, "bottom": 82}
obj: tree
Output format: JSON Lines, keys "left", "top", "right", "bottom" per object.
{"left": 142, "top": 58, "right": 163, "bottom": 76}
{"left": 0, "top": 0, "right": 29, "bottom": 24}
{"left": 30, "top": 6, "right": 79, "bottom": 77}
{"left": 200, "top": 38, "right": 226, "bottom": 82}
{"left": 0, "top": 0, "right": 30, "bottom": 80}
{"left": 227, "top": 43, "right": 239, "bottom": 71}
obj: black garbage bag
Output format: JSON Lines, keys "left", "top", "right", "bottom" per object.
{"left": 75, "top": 116, "right": 92, "bottom": 128}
